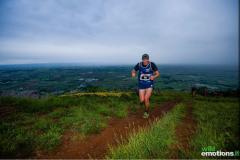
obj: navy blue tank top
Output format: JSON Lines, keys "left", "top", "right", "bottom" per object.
{"left": 138, "top": 62, "right": 154, "bottom": 85}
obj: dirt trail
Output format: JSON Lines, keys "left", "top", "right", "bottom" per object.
{"left": 36, "top": 100, "right": 180, "bottom": 159}
{"left": 169, "top": 101, "right": 197, "bottom": 159}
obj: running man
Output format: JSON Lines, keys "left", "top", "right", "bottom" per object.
{"left": 131, "top": 54, "right": 160, "bottom": 118}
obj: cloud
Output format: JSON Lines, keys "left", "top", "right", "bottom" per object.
{"left": 0, "top": 0, "right": 238, "bottom": 65}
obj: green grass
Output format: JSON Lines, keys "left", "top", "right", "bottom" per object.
{"left": 107, "top": 103, "right": 186, "bottom": 159}
{"left": 107, "top": 95, "right": 239, "bottom": 159}
{"left": 0, "top": 94, "right": 130, "bottom": 157}
{"left": 1, "top": 91, "right": 177, "bottom": 158}
{"left": 186, "top": 97, "right": 240, "bottom": 158}
{"left": 1, "top": 91, "right": 239, "bottom": 159}
{"left": 0, "top": 122, "right": 35, "bottom": 158}
{"left": 59, "top": 106, "right": 107, "bottom": 134}
{"left": 37, "top": 125, "right": 63, "bottom": 150}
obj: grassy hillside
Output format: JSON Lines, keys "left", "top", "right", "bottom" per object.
{"left": 0, "top": 92, "right": 132, "bottom": 157}
{"left": 0, "top": 91, "right": 180, "bottom": 158}
{"left": 107, "top": 95, "right": 239, "bottom": 159}
{"left": 0, "top": 91, "right": 239, "bottom": 158}
{"left": 188, "top": 97, "right": 239, "bottom": 158}
{"left": 107, "top": 103, "right": 186, "bottom": 158}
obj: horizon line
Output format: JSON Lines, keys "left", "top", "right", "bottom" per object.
{"left": 0, "top": 62, "right": 238, "bottom": 67}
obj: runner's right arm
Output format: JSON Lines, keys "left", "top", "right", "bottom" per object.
{"left": 131, "top": 63, "right": 139, "bottom": 77}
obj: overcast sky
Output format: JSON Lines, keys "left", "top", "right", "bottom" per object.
{"left": 0, "top": 0, "right": 238, "bottom": 65}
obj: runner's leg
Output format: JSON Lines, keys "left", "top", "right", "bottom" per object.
{"left": 139, "top": 89, "right": 145, "bottom": 108}
{"left": 144, "top": 88, "right": 153, "bottom": 113}
{"left": 139, "top": 89, "right": 145, "bottom": 107}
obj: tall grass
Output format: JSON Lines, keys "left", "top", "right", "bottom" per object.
{"left": 187, "top": 98, "right": 240, "bottom": 158}
{"left": 0, "top": 91, "right": 182, "bottom": 158}
{"left": 107, "top": 103, "right": 186, "bottom": 159}
{"left": 0, "top": 94, "right": 134, "bottom": 157}
{"left": 0, "top": 122, "right": 36, "bottom": 158}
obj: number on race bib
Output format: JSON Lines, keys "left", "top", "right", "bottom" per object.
{"left": 140, "top": 74, "right": 151, "bottom": 81}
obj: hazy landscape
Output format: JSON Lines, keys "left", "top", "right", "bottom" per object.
{"left": 0, "top": 64, "right": 238, "bottom": 97}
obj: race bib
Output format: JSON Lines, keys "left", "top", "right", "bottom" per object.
{"left": 140, "top": 74, "right": 151, "bottom": 81}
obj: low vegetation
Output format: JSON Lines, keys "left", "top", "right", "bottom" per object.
{"left": 186, "top": 97, "right": 240, "bottom": 158}
{"left": 107, "top": 103, "right": 186, "bottom": 159}
{"left": 0, "top": 93, "right": 139, "bottom": 158}
{"left": 0, "top": 91, "right": 239, "bottom": 159}
{"left": 0, "top": 91, "right": 180, "bottom": 158}
{"left": 107, "top": 95, "right": 239, "bottom": 159}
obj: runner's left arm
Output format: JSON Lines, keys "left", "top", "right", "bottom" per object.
{"left": 152, "top": 71, "right": 160, "bottom": 79}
